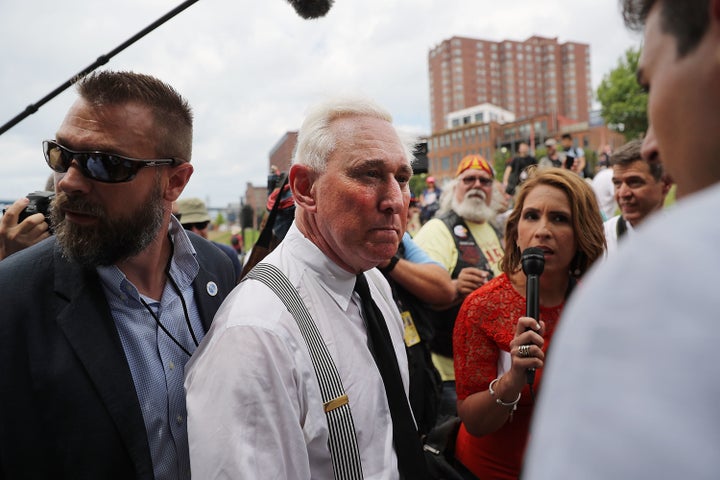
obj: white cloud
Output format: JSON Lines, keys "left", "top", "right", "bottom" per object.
{"left": 0, "top": 0, "right": 640, "bottom": 206}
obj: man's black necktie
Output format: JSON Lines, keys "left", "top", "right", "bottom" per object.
{"left": 354, "top": 273, "right": 428, "bottom": 480}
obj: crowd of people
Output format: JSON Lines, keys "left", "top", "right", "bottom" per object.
{"left": 0, "top": 0, "right": 718, "bottom": 478}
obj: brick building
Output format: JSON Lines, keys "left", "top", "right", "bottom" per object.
{"left": 427, "top": 114, "right": 626, "bottom": 184}
{"left": 268, "top": 131, "right": 298, "bottom": 176}
{"left": 428, "top": 35, "right": 592, "bottom": 134}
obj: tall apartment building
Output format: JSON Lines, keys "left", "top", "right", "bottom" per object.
{"left": 428, "top": 35, "right": 592, "bottom": 133}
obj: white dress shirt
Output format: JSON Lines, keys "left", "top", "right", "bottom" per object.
{"left": 185, "top": 223, "right": 408, "bottom": 479}
{"left": 603, "top": 214, "right": 634, "bottom": 257}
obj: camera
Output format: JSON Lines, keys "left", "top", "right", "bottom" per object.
{"left": 2, "top": 191, "right": 55, "bottom": 233}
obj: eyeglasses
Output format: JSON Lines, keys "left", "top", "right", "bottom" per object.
{"left": 461, "top": 175, "right": 494, "bottom": 187}
{"left": 43, "top": 140, "right": 180, "bottom": 183}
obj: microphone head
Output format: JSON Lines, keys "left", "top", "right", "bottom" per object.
{"left": 521, "top": 247, "right": 545, "bottom": 277}
{"left": 285, "top": 0, "right": 334, "bottom": 18}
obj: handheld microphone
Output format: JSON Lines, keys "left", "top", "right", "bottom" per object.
{"left": 285, "top": 0, "right": 334, "bottom": 18}
{"left": 521, "top": 247, "right": 544, "bottom": 386}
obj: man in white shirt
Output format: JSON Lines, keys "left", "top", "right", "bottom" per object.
{"left": 603, "top": 138, "right": 672, "bottom": 256}
{"left": 590, "top": 147, "right": 617, "bottom": 220}
{"left": 185, "top": 96, "right": 428, "bottom": 479}
{"left": 523, "top": 0, "right": 720, "bottom": 478}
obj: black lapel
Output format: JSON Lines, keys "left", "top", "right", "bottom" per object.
{"left": 192, "top": 262, "right": 228, "bottom": 331}
{"left": 53, "top": 249, "right": 153, "bottom": 477}
{"left": 188, "top": 234, "right": 234, "bottom": 331}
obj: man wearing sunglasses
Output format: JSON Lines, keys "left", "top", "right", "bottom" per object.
{"left": 0, "top": 71, "right": 235, "bottom": 480}
{"left": 413, "top": 154, "right": 505, "bottom": 421}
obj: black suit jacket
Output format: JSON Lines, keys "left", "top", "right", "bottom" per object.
{"left": 0, "top": 233, "right": 235, "bottom": 479}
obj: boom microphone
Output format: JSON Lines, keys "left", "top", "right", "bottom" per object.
{"left": 285, "top": 0, "right": 334, "bottom": 18}
{"left": 521, "top": 247, "right": 544, "bottom": 386}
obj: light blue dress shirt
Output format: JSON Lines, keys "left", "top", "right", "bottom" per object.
{"left": 97, "top": 219, "right": 204, "bottom": 480}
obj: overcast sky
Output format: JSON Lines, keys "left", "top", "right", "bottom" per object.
{"left": 1, "top": 0, "right": 641, "bottom": 207}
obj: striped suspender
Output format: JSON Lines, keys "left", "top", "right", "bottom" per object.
{"left": 245, "top": 263, "right": 364, "bottom": 480}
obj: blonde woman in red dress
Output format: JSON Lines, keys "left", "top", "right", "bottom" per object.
{"left": 453, "top": 167, "right": 606, "bottom": 479}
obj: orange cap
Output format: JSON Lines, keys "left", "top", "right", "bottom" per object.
{"left": 456, "top": 154, "right": 494, "bottom": 178}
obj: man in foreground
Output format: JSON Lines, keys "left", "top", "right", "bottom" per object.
{"left": 186, "top": 96, "right": 427, "bottom": 479}
{"left": 0, "top": 71, "right": 235, "bottom": 479}
{"left": 524, "top": 0, "right": 720, "bottom": 477}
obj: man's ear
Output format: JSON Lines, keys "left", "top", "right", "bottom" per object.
{"left": 164, "top": 162, "right": 194, "bottom": 202}
{"left": 290, "top": 164, "right": 317, "bottom": 212}
{"left": 661, "top": 174, "right": 674, "bottom": 197}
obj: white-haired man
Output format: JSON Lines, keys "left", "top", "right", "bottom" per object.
{"left": 186, "top": 96, "right": 428, "bottom": 479}
{"left": 413, "top": 155, "right": 504, "bottom": 420}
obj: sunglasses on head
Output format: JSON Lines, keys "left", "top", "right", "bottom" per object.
{"left": 43, "top": 140, "right": 180, "bottom": 183}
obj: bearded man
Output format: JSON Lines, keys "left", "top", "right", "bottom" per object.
{"left": 414, "top": 154, "right": 504, "bottom": 419}
{"left": 0, "top": 71, "right": 235, "bottom": 480}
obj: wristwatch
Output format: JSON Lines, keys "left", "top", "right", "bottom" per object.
{"left": 379, "top": 254, "right": 400, "bottom": 275}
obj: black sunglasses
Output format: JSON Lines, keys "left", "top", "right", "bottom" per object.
{"left": 43, "top": 140, "right": 180, "bottom": 183}
{"left": 181, "top": 221, "right": 210, "bottom": 231}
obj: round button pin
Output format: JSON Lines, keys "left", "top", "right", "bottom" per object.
{"left": 206, "top": 281, "right": 218, "bottom": 297}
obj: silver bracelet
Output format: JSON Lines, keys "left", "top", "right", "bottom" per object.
{"left": 489, "top": 377, "right": 521, "bottom": 408}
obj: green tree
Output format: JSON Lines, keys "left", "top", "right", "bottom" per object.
{"left": 410, "top": 174, "right": 427, "bottom": 200}
{"left": 597, "top": 47, "right": 648, "bottom": 140}
{"left": 493, "top": 148, "right": 511, "bottom": 181}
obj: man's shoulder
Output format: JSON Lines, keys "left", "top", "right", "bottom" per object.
{"left": 414, "top": 216, "right": 452, "bottom": 238}
{"left": 593, "top": 167, "right": 613, "bottom": 182}
{"left": 521, "top": 155, "right": 538, "bottom": 167}
{"left": 0, "top": 237, "right": 56, "bottom": 280}
{"left": 188, "top": 233, "right": 233, "bottom": 266}
{"left": 572, "top": 185, "right": 720, "bottom": 315}
{"left": 603, "top": 214, "right": 621, "bottom": 228}
{"left": 212, "top": 240, "right": 241, "bottom": 266}
{"left": 636, "top": 183, "right": 720, "bottom": 243}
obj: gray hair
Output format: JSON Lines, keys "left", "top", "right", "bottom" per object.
{"left": 292, "top": 95, "right": 415, "bottom": 172}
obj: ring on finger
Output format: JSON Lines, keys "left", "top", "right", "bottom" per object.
{"left": 518, "top": 344, "right": 532, "bottom": 358}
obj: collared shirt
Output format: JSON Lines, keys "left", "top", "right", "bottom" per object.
{"left": 98, "top": 218, "right": 204, "bottom": 480}
{"left": 185, "top": 223, "right": 408, "bottom": 479}
{"left": 603, "top": 214, "right": 634, "bottom": 257}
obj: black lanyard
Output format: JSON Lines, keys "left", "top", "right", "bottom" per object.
{"left": 138, "top": 242, "right": 199, "bottom": 357}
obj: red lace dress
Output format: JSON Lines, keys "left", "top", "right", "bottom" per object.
{"left": 453, "top": 273, "right": 564, "bottom": 479}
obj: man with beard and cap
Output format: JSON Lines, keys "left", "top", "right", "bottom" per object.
{"left": 413, "top": 154, "right": 505, "bottom": 420}
{"left": 0, "top": 71, "right": 235, "bottom": 480}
